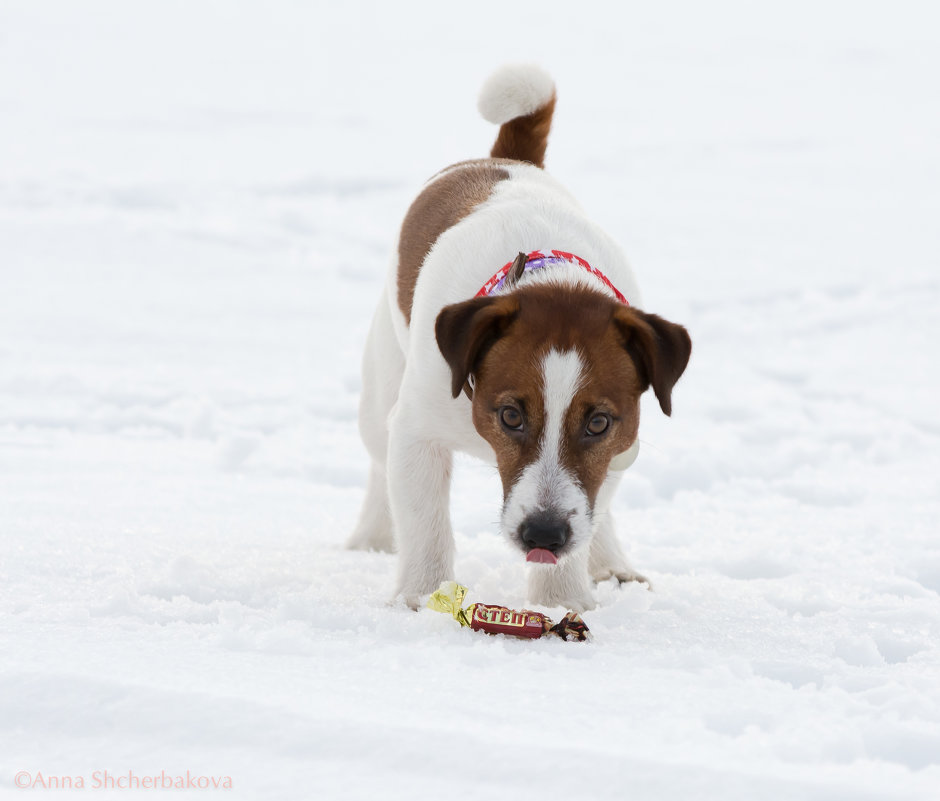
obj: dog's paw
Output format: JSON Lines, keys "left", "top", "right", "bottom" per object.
{"left": 387, "top": 590, "right": 425, "bottom": 611}
{"left": 346, "top": 526, "right": 396, "bottom": 553}
{"left": 593, "top": 567, "right": 654, "bottom": 591}
{"left": 568, "top": 594, "right": 598, "bottom": 613}
{"left": 393, "top": 578, "right": 445, "bottom": 611}
{"left": 557, "top": 594, "right": 597, "bottom": 614}
{"left": 527, "top": 586, "right": 597, "bottom": 614}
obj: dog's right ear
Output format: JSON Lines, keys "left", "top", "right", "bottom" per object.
{"left": 435, "top": 295, "right": 519, "bottom": 398}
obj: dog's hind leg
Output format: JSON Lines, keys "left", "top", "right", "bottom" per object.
{"left": 348, "top": 461, "right": 395, "bottom": 552}
{"left": 347, "top": 288, "right": 404, "bottom": 553}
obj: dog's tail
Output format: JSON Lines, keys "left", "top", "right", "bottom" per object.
{"left": 478, "top": 64, "right": 556, "bottom": 168}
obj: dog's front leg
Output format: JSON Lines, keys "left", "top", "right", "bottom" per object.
{"left": 588, "top": 469, "right": 650, "bottom": 588}
{"left": 387, "top": 418, "right": 455, "bottom": 608}
{"left": 527, "top": 548, "right": 596, "bottom": 613}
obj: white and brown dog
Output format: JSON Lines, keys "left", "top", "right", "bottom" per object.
{"left": 348, "top": 65, "right": 691, "bottom": 612}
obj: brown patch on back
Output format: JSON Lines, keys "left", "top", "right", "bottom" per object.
{"left": 490, "top": 93, "right": 556, "bottom": 168}
{"left": 397, "top": 160, "right": 510, "bottom": 324}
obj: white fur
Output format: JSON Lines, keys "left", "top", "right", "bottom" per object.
{"left": 499, "top": 349, "right": 598, "bottom": 610}
{"left": 349, "top": 84, "right": 647, "bottom": 610}
{"left": 609, "top": 439, "right": 640, "bottom": 471}
{"left": 477, "top": 64, "right": 555, "bottom": 125}
{"left": 500, "top": 349, "right": 591, "bottom": 554}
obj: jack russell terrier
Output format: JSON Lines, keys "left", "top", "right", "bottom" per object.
{"left": 348, "top": 64, "right": 691, "bottom": 612}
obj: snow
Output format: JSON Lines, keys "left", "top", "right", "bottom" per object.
{"left": 2, "top": 1, "right": 939, "bottom": 799}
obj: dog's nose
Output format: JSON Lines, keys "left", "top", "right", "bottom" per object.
{"left": 519, "top": 511, "right": 569, "bottom": 551}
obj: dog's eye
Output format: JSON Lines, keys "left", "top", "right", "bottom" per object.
{"left": 585, "top": 414, "right": 610, "bottom": 436}
{"left": 499, "top": 406, "right": 524, "bottom": 432}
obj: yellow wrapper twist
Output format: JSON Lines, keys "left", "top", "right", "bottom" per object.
{"left": 426, "top": 581, "right": 473, "bottom": 627}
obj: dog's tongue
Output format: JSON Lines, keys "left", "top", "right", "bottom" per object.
{"left": 526, "top": 548, "right": 558, "bottom": 565}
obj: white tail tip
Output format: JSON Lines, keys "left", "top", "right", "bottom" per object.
{"left": 477, "top": 64, "right": 555, "bottom": 125}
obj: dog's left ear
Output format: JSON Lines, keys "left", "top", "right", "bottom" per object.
{"left": 436, "top": 295, "right": 520, "bottom": 398}
{"left": 612, "top": 306, "right": 692, "bottom": 416}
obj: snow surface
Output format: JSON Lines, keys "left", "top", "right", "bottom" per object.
{"left": 2, "top": 2, "right": 940, "bottom": 799}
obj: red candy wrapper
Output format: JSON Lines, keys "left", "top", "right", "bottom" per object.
{"left": 427, "top": 582, "right": 591, "bottom": 642}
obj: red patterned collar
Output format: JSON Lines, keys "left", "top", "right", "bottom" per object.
{"left": 475, "top": 249, "right": 628, "bottom": 305}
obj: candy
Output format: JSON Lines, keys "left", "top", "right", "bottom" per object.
{"left": 426, "top": 581, "right": 591, "bottom": 642}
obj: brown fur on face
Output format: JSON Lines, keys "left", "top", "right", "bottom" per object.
{"left": 436, "top": 284, "right": 691, "bottom": 508}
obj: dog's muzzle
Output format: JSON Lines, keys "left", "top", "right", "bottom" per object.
{"left": 519, "top": 510, "right": 569, "bottom": 564}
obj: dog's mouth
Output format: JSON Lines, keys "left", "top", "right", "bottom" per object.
{"left": 525, "top": 547, "right": 558, "bottom": 565}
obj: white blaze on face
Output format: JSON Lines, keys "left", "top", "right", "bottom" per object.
{"left": 501, "top": 349, "right": 593, "bottom": 557}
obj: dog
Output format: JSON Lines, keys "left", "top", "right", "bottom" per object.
{"left": 347, "top": 64, "right": 691, "bottom": 612}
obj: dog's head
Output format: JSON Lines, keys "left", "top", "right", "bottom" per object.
{"left": 436, "top": 284, "right": 691, "bottom": 564}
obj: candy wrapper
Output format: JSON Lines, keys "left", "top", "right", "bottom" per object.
{"left": 426, "top": 581, "right": 591, "bottom": 642}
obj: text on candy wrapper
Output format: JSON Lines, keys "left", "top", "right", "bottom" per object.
{"left": 472, "top": 605, "right": 541, "bottom": 627}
